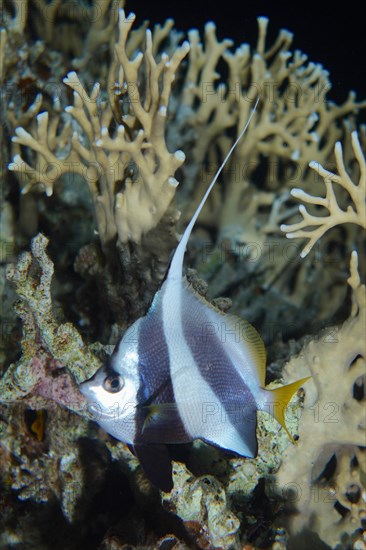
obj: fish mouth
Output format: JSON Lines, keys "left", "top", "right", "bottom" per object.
{"left": 79, "top": 379, "right": 94, "bottom": 400}
{"left": 80, "top": 388, "right": 98, "bottom": 412}
{"left": 79, "top": 372, "right": 103, "bottom": 393}
{"left": 85, "top": 402, "right": 112, "bottom": 421}
{"left": 81, "top": 395, "right": 117, "bottom": 422}
{"left": 80, "top": 381, "right": 137, "bottom": 422}
{"left": 79, "top": 381, "right": 110, "bottom": 420}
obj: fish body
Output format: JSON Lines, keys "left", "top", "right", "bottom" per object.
{"left": 80, "top": 101, "right": 309, "bottom": 491}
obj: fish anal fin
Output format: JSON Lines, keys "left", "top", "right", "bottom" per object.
{"left": 264, "top": 376, "right": 311, "bottom": 440}
{"left": 133, "top": 444, "right": 173, "bottom": 492}
{"left": 200, "top": 404, "right": 258, "bottom": 458}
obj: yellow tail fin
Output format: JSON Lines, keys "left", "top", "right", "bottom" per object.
{"left": 264, "top": 377, "right": 311, "bottom": 440}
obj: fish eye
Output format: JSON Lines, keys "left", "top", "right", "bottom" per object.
{"left": 103, "top": 373, "right": 124, "bottom": 393}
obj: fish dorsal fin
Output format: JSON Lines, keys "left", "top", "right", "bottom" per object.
{"left": 167, "top": 98, "right": 260, "bottom": 282}
{"left": 224, "top": 312, "right": 267, "bottom": 386}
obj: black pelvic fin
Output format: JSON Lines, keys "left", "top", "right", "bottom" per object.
{"left": 133, "top": 444, "right": 173, "bottom": 492}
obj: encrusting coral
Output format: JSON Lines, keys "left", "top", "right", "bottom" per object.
{"left": 3, "top": 233, "right": 100, "bottom": 399}
{"left": 162, "top": 462, "right": 241, "bottom": 549}
{"left": 276, "top": 251, "right": 366, "bottom": 547}
{"left": 274, "top": 133, "right": 366, "bottom": 547}
{"left": 1, "top": 0, "right": 365, "bottom": 548}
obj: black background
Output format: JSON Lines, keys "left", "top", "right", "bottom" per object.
{"left": 134, "top": 0, "right": 365, "bottom": 106}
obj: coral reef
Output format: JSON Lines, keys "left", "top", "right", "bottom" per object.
{"left": 5, "top": 2, "right": 366, "bottom": 337}
{"left": 0, "top": 0, "right": 365, "bottom": 549}
{"left": 162, "top": 462, "right": 241, "bottom": 549}
{"left": 275, "top": 251, "right": 366, "bottom": 548}
{"left": 3, "top": 402, "right": 87, "bottom": 522}
{"left": 9, "top": 12, "right": 188, "bottom": 246}
{"left": 4, "top": 233, "right": 100, "bottom": 397}
{"left": 282, "top": 131, "right": 366, "bottom": 257}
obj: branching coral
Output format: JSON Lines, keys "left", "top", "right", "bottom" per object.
{"left": 0, "top": 28, "right": 7, "bottom": 82}
{"left": 281, "top": 131, "right": 366, "bottom": 257}
{"left": 7, "top": 7, "right": 365, "bottom": 337}
{"left": 173, "top": 16, "right": 365, "bottom": 233}
{"left": 0, "top": 0, "right": 28, "bottom": 35}
{"left": 9, "top": 10, "right": 365, "bottom": 255}
{"left": 30, "top": 0, "right": 124, "bottom": 67}
{"left": 167, "top": 16, "right": 365, "bottom": 327}
{"left": 9, "top": 9, "right": 189, "bottom": 246}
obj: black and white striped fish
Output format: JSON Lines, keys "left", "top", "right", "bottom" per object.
{"left": 80, "top": 101, "right": 310, "bottom": 491}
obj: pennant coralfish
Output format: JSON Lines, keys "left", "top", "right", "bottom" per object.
{"left": 80, "top": 100, "right": 310, "bottom": 491}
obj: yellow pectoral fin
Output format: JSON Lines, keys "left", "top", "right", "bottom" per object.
{"left": 265, "top": 376, "right": 312, "bottom": 441}
{"left": 141, "top": 403, "right": 179, "bottom": 434}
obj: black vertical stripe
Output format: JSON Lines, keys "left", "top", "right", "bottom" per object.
{"left": 135, "top": 288, "right": 190, "bottom": 444}
{"left": 181, "top": 286, "right": 258, "bottom": 456}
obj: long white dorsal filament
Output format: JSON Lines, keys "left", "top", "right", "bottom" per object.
{"left": 168, "top": 97, "right": 260, "bottom": 280}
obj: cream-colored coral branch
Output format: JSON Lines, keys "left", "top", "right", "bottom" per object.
{"left": 8, "top": 9, "right": 189, "bottom": 245}
{"left": 9, "top": 111, "right": 82, "bottom": 197}
{"left": 281, "top": 131, "right": 366, "bottom": 257}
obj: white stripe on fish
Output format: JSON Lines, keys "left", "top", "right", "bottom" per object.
{"left": 80, "top": 97, "right": 310, "bottom": 492}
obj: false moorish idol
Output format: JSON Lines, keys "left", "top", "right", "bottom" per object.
{"left": 80, "top": 99, "right": 310, "bottom": 492}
